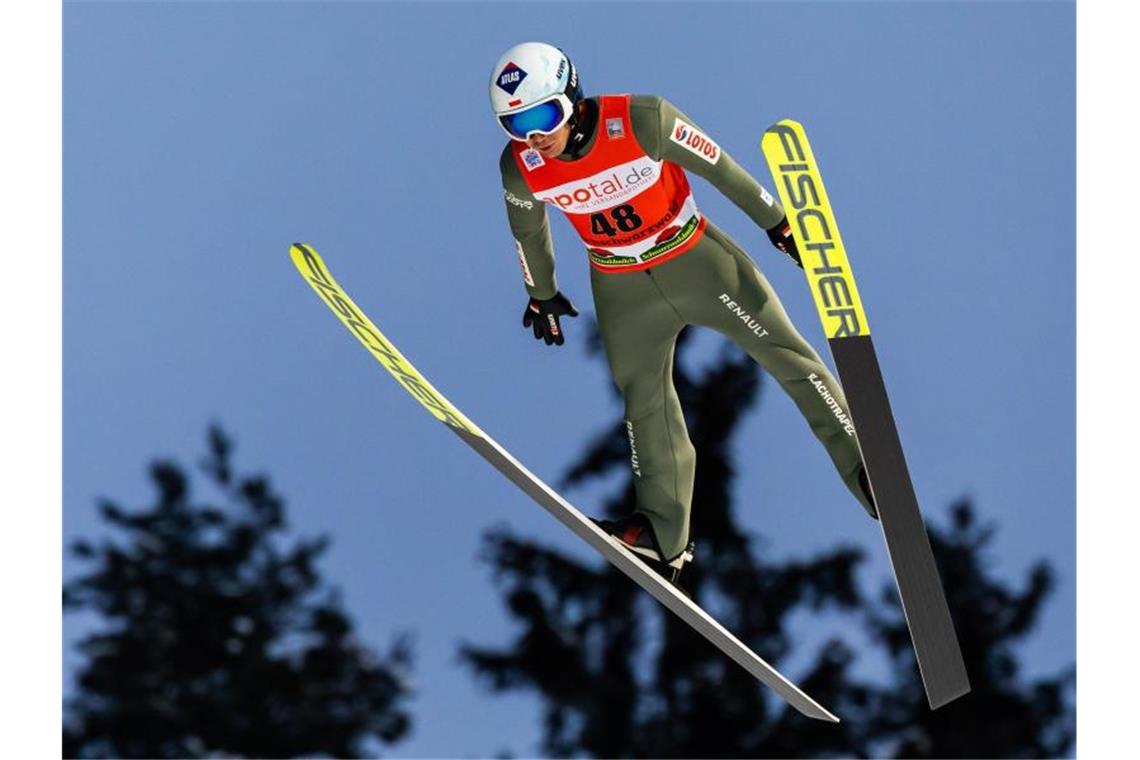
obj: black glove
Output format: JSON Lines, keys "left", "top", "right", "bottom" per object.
{"left": 522, "top": 292, "right": 579, "bottom": 346}
{"left": 766, "top": 216, "right": 803, "bottom": 269}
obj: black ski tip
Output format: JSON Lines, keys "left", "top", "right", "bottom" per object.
{"left": 762, "top": 117, "right": 801, "bottom": 135}
{"left": 928, "top": 681, "right": 972, "bottom": 711}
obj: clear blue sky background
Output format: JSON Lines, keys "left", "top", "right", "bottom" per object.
{"left": 64, "top": 1, "right": 1074, "bottom": 756}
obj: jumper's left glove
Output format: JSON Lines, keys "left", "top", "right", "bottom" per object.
{"left": 523, "top": 291, "right": 579, "bottom": 346}
{"left": 766, "top": 216, "right": 803, "bottom": 269}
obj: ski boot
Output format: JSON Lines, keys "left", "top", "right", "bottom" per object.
{"left": 593, "top": 512, "right": 695, "bottom": 588}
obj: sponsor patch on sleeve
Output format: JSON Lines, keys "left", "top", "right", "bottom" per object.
{"left": 504, "top": 189, "right": 534, "bottom": 210}
{"left": 669, "top": 117, "right": 721, "bottom": 165}
{"left": 605, "top": 117, "right": 626, "bottom": 139}
{"left": 515, "top": 240, "right": 535, "bottom": 287}
{"left": 521, "top": 148, "right": 545, "bottom": 171}
{"left": 759, "top": 186, "right": 774, "bottom": 206}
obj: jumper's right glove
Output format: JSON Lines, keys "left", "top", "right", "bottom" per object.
{"left": 766, "top": 216, "right": 803, "bottom": 269}
{"left": 522, "top": 291, "right": 579, "bottom": 346}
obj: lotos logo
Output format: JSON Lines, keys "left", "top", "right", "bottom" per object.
{"left": 669, "top": 118, "right": 720, "bottom": 165}
{"left": 497, "top": 62, "right": 527, "bottom": 95}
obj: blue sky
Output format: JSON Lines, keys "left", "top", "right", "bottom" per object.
{"left": 63, "top": 2, "right": 1074, "bottom": 756}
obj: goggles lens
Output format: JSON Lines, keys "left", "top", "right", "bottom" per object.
{"left": 499, "top": 99, "right": 568, "bottom": 140}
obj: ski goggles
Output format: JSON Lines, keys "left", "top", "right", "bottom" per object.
{"left": 498, "top": 94, "right": 575, "bottom": 141}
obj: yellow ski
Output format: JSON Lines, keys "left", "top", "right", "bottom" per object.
{"left": 762, "top": 121, "right": 970, "bottom": 709}
{"left": 290, "top": 242, "right": 839, "bottom": 722}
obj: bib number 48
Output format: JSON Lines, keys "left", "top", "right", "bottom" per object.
{"left": 590, "top": 204, "right": 643, "bottom": 237}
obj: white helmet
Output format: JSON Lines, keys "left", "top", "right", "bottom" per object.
{"left": 489, "top": 42, "right": 583, "bottom": 141}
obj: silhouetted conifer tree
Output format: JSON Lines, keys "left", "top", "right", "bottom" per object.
{"left": 864, "top": 501, "right": 1075, "bottom": 758}
{"left": 64, "top": 426, "right": 413, "bottom": 759}
{"left": 461, "top": 326, "right": 1074, "bottom": 758}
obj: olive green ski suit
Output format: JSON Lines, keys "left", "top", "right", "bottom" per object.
{"left": 499, "top": 95, "right": 872, "bottom": 560}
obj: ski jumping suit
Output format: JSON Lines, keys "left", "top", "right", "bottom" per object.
{"left": 500, "top": 94, "right": 872, "bottom": 560}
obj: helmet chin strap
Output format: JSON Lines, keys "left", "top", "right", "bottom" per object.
{"left": 564, "top": 99, "right": 598, "bottom": 158}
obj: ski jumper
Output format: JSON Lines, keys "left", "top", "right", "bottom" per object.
{"left": 500, "top": 94, "right": 872, "bottom": 560}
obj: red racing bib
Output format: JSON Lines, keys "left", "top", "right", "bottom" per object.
{"left": 512, "top": 94, "right": 707, "bottom": 273}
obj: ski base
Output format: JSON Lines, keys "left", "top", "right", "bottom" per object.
{"left": 832, "top": 336, "right": 971, "bottom": 708}
{"left": 290, "top": 242, "right": 839, "bottom": 723}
